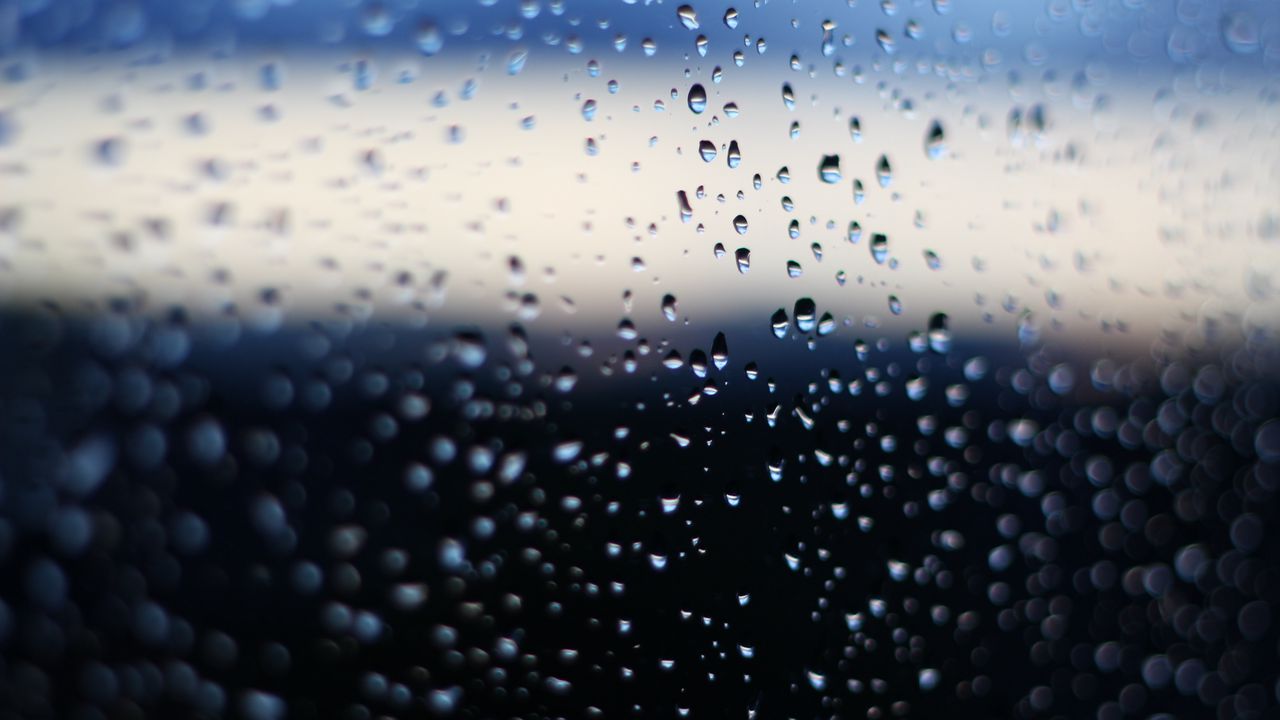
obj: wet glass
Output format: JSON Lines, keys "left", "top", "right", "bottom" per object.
{"left": 1, "top": 1, "right": 1279, "bottom": 718}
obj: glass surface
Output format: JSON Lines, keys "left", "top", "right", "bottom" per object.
{"left": 1, "top": 1, "right": 1279, "bottom": 718}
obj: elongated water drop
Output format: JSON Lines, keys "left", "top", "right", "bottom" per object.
{"left": 818, "top": 155, "right": 841, "bottom": 183}
{"left": 735, "top": 247, "right": 751, "bottom": 274}
{"left": 676, "top": 190, "right": 693, "bottom": 223}
{"left": 711, "top": 332, "right": 729, "bottom": 370}
{"left": 925, "top": 119, "right": 946, "bottom": 158}
{"left": 928, "top": 313, "right": 951, "bottom": 353}
{"left": 875, "top": 154, "right": 892, "bottom": 188}
{"left": 726, "top": 140, "right": 741, "bottom": 168}
{"left": 687, "top": 83, "right": 707, "bottom": 114}
{"left": 870, "top": 234, "right": 888, "bottom": 264}
{"left": 793, "top": 298, "right": 816, "bottom": 332}
{"left": 770, "top": 309, "right": 789, "bottom": 339}
{"left": 698, "top": 140, "right": 717, "bottom": 162}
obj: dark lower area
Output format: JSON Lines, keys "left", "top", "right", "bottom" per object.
{"left": 0, "top": 308, "right": 1277, "bottom": 719}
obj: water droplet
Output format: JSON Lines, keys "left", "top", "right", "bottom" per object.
{"left": 733, "top": 215, "right": 748, "bottom": 234}
{"left": 661, "top": 294, "right": 678, "bottom": 322}
{"left": 723, "top": 8, "right": 739, "bottom": 29}
{"left": 928, "top": 313, "right": 951, "bottom": 352}
{"left": 698, "top": 140, "right": 717, "bottom": 162}
{"left": 711, "top": 333, "right": 729, "bottom": 370}
{"left": 925, "top": 120, "right": 946, "bottom": 158}
{"left": 794, "top": 298, "right": 816, "bottom": 332}
{"left": 875, "top": 154, "right": 893, "bottom": 188}
{"left": 870, "top": 234, "right": 889, "bottom": 264}
{"left": 876, "top": 29, "right": 895, "bottom": 53}
{"left": 1222, "top": 13, "right": 1260, "bottom": 54}
{"left": 676, "top": 4, "right": 699, "bottom": 30}
{"left": 770, "top": 308, "right": 789, "bottom": 339}
{"left": 507, "top": 48, "right": 529, "bottom": 75}
{"left": 676, "top": 191, "right": 693, "bottom": 223}
{"left": 818, "top": 155, "right": 841, "bottom": 183}
{"left": 687, "top": 83, "right": 707, "bottom": 114}
{"left": 735, "top": 247, "right": 751, "bottom": 274}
